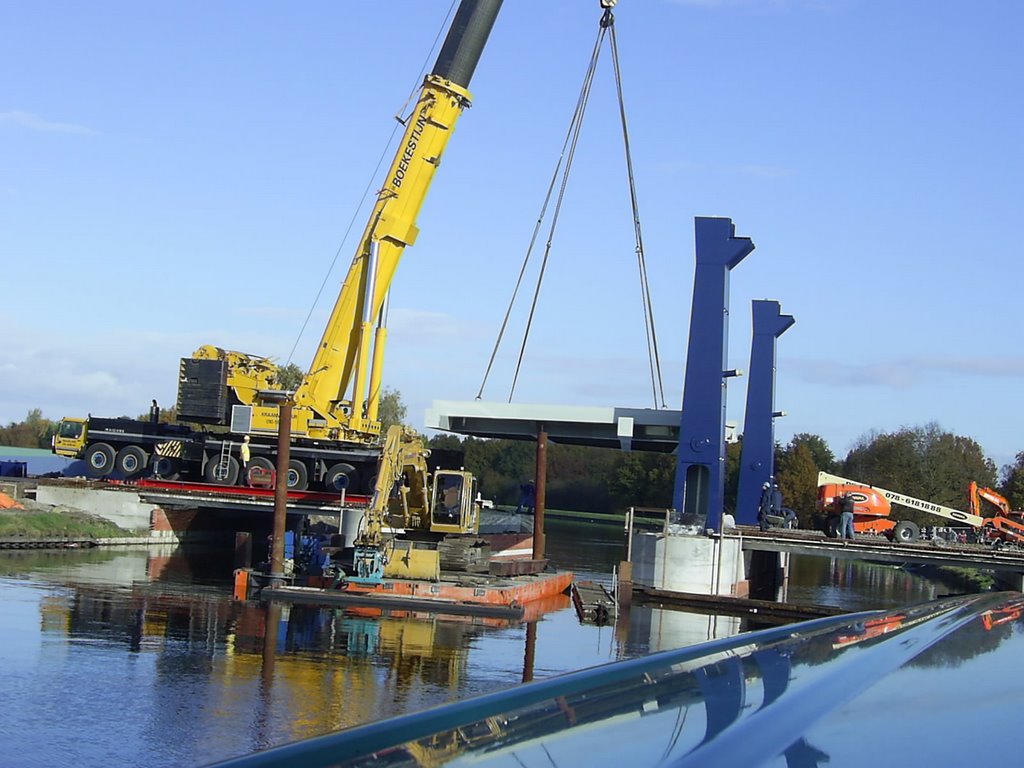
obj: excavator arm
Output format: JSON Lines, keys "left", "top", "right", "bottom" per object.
{"left": 352, "top": 425, "right": 480, "bottom": 583}
{"left": 969, "top": 481, "right": 1013, "bottom": 517}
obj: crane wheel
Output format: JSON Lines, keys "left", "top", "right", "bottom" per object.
{"left": 84, "top": 443, "right": 116, "bottom": 478}
{"left": 204, "top": 455, "right": 240, "bottom": 485}
{"left": 286, "top": 460, "right": 309, "bottom": 491}
{"left": 247, "top": 457, "right": 275, "bottom": 486}
{"left": 115, "top": 446, "right": 149, "bottom": 479}
{"left": 324, "top": 463, "right": 358, "bottom": 493}
{"left": 893, "top": 520, "right": 920, "bottom": 543}
{"left": 149, "top": 455, "right": 180, "bottom": 481}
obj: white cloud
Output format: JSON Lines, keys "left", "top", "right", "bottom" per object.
{"left": 787, "top": 355, "right": 1024, "bottom": 389}
{"left": 0, "top": 110, "right": 94, "bottom": 135}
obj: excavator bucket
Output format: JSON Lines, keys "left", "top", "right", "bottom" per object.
{"left": 384, "top": 540, "right": 441, "bottom": 581}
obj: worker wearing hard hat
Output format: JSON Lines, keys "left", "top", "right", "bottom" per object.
{"left": 240, "top": 436, "right": 251, "bottom": 486}
{"left": 758, "top": 478, "right": 784, "bottom": 532}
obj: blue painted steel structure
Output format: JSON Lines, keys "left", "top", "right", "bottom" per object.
{"left": 672, "top": 217, "right": 753, "bottom": 532}
{"left": 736, "top": 300, "right": 795, "bottom": 525}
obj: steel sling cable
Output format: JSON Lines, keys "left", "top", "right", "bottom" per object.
{"left": 475, "top": 16, "right": 609, "bottom": 402}
{"left": 608, "top": 14, "right": 667, "bottom": 408}
{"left": 475, "top": 13, "right": 610, "bottom": 402}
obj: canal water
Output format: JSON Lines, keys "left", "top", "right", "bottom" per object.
{"left": 0, "top": 520, "right": 945, "bottom": 767}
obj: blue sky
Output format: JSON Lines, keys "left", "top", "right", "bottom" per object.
{"left": 2, "top": 1, "right": 1022, "bottom": 470}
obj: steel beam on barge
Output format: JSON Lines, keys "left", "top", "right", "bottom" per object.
{"left": 133, "top": 480, "right": 369, "bottom": 515}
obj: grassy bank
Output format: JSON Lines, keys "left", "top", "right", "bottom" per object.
{"left": 913, "top": 565, "right": 997, "bottom": 594}
{"left": 0, "top": 504, "right": 129, "bottom": 539}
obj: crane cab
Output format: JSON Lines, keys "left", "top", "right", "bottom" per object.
{"left": 52, "top": 418, "right": 87, "bottom": 457}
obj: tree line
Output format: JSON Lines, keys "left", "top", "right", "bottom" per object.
{"left": 6, "top": 399, "right": 1023, "bottom": 525}
{"left": 427, "top": 423, "right": 1024, "bottom": 527}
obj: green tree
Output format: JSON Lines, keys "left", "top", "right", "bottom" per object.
{"left": 841, "top": 423, "right": 996, "bottom": 527}
{"left": 0, "top": 409, "right": 57, "bottom": 448}
{"left": 723, "top": 439, "right": 743, "bottom": 515}
{"left": 776, "top": 442, "right": 819, "bottom": 524}
{"left": 378, "top": 387, "right": 408, "bottom": 432}
{"left": 464, "top": 437, "right": 535, "bottom": 504}
{"left": 275, "top": 363, "right": 304, "bottom": 391}
{"left": 1001, "top": 452, "right": 1024, "bottom": 510}
{"left": 789, "top": 433, "right": 836, "bottom": 473}
{"left": 608, "top": 451, "right": 674, "bottom": 510}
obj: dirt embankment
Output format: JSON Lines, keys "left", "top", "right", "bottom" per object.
{"left": 0, "top": 493, "right": 129, "bottom": 539}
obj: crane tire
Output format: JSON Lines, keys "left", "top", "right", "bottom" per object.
{"left": 246, "top": 456, "right": 274, "bottom": 481}
{"left": 286, "top": 460, "right": 309, "bottom": 491}
{"left": 115, "top": 446, "right": 149, "bottom": 478}
{"left": 205, "top": 455, "right": 240, "bottom": 486}
{"left": 893, "top": 520, "right": 920, "bottom": 543}
{"left": 84, "top": 443, "right": 116, "bottom": 478}
{"left": 149, "top": 455, "right": 180, "bottom": 481}
{"left": 324, "top": 463, "right": 358, "bottom": 493}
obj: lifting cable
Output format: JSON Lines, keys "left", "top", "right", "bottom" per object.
{"left": 475, "top": 4, "right": 666, "bottom": 407}
{"left": 287, "top": 2, "right": 459, "bottom": 369}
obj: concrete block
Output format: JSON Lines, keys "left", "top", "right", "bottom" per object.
{"left": 33, "top": 485, "right": 159, "bottom": 533}
{"left": 633, "top": 532, "right": 745, "bottom": 596}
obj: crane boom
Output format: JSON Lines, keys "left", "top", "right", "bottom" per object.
{"left": 55, "top": 2, "right": 507, "bottom": 494}
{"left": 293, "top": 0, "right": 503, "bottom": 442}
{"left": 817, "top": 472, "right": 986, "bottom": 527}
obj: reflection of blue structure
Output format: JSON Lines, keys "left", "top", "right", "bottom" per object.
{"left": 694, "top": 656, "right": 744, "bottom": 742}
{"left": 673, "top": 218, "right": 754, "bottom": 531}
{"left": 220, "top": 592, "right": 1024, "bottom": 768}
{"left": 736, "top": 300, "right": 795, "bottom": 525}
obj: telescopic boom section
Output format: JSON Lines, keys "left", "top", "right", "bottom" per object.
{"left": 294, "top": 0, "right": 502, "bottom": 441}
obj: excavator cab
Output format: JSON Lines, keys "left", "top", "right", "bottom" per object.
{"left": 430, "top": 470, "right": 479, "bottom": 535}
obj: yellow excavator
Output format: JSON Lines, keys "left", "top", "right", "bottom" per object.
{"left": 54, "top": 0, "right": 504, "bottom": 493}
{"left": 351, "top": 425, "right": 479, "bottom": 583}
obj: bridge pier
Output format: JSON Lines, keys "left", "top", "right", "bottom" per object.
{"left": 746, "top": 549, "right": 790, "bottom": 602}
{"left": 995, "top": 571, "right": 1024, "bottom": 591}
{"left": 629, "top": 530, "right": 796, "bottom": 603}
{"left": 631, "top": 533, "right": 748, "bottom": 598}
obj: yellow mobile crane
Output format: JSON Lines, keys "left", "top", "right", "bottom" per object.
{"left": 54, "top": 0, "right": 503, "bottom": 493}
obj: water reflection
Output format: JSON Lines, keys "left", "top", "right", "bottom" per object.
{"left": 281, "top": 593, "right": 1024, "bottom": 768}
{"left": 0, "top": 526, "right": 961, "bottom": 767}
{"left": 786, "top": 554, "right": 940, "bottom": 611}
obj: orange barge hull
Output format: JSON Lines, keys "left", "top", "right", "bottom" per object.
{"left": 259, "top": 570, "right": 574, "bottom": 620}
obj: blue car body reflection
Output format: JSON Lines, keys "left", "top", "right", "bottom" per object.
{"left": 213, "top": 592, "right": 1024, "bottom": 767}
